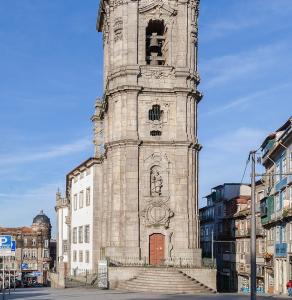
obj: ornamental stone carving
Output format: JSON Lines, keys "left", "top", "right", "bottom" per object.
{"left": 113, "top": 0, "right": 123, "bottom": 8}
{"left": 113, "top": 18, "right": 123, "bottom": 42}
{"left": 141, "top": 201, "right": 174, "bottom": 228}
{"left": 142, "top": 67, "right": 175, "bottom": 79}
{"left": 150, "top": 166, "right": 163, "bottom": 196}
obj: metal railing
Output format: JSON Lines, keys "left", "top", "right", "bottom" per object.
{"left": 107, "top": 256, "right": 206, "bottom": 269}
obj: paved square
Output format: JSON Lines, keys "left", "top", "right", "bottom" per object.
{"left": 1, "top": 288, "right": 290, "bottom": 300}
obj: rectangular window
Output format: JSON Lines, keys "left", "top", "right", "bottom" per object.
{"left": 276, "top": 162, "right": 280, "bottom": 182}
{"left": 23, "top": 238, "right": 27, "bottom": 246}
{"left": 73, "top": 227, "right": 77, "bottom": 244}
{"left": 44, "top": 250, "right": 49, "bottom": 258}
{"left": 275, "top": 193, "right": 280, "bottom": 211}
{"left": 282, "top": 189, "right": 286, "bottom": 202}
{"left": 78, "top": 226, "right": 83, "bottom": 243}
{"left": 86, "top": 188, "right": 90, "bottom": 206}
{"left": 283, "top": 157, "right": 287, "bottom": 175}
{"left": 84, "top": 225, "right": 90, "bottom": 243}
{"left": 85, "top": 251, "right": 90, "bottom": 263}
{"left": 79, "top": 250, "right": 83, "bottom": 262}
{"left": 44, "top": 239, "right": 49, "bottom": 248}
{"left": 74, "top": 194, "right": 77, "bottom": 211}
{"left": 79, "top": 191, "right": 84, "bottom": 209}
{"left": 282, "top": 225, "right": 286, "bottom": 242}
{"left": 276, "top": 226, "right": 280, "bottom": 242}
{"left": 32, "top": 250, "right": 36, "bottom": 259}
{"left": 63, "top": 241, "right": 68, "bottom": 254}
{"left": 73, "top": 250, "right": 77, "bottom": 262}
{"left": 32, "top": 239, "right": 36, "bottom": 246}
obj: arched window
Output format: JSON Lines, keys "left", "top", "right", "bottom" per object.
{"left": 146, "top": 20, "right": 167, "bottom": 65}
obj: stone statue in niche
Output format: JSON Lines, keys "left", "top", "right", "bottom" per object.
{"left": 151, "top": 166, "right": 163, "bottom": 196}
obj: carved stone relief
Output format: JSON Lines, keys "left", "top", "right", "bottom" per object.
{"left": 141, "top": 152, "right": 174, "bottom": 228}
{"left": 142, "top": 67, "right": 175, "bottom": 79}
{"left": 141, "top": 201, "right": 174, "bottom": 228}
{"left": 113, "top": 18, "right": 123, "bottom": 42}
{"left": 146, "top": 100, "right": 170, "bottom": 134}
{"left": 113, "top": 0, "right": 123, "bottom": 8}
{"left": 150, "top": 166, "right": 163, "bottom": 196}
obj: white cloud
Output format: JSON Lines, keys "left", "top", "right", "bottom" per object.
{"left": 0, "top": 137, "right": 92, "bottom": 166}
{"left": 201, "top": 0, "right": 292, "bottom": 42}
{"left": 204, "top": 127, "right": 266, "bottom": 154}
{"left": 202, "top": 82, "right": 291, "bottom": 116}
{"left": 201, "top": 41, "right": 290, "bottom": 89}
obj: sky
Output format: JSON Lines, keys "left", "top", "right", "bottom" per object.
{"left": 0, "top": 0, "right": 291, "bottom": 235}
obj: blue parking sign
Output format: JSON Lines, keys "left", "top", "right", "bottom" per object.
{"left": 0, "top": 235, "right": 12, "bottom": 249}
{"left": 11, "top": 240, "right": 16, "bottom": 251}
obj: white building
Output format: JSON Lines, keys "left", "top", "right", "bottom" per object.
{"left": 56, "top": 157, "right": 101, "bottom": 276}
{"left": 55, "top": 191, "right": 69, "bottom": 275}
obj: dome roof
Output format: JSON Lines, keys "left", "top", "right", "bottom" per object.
{"left": 33, "top": 210, "right": 51, "bottom": 226}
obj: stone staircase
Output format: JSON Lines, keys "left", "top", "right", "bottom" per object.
{"left": 118, "top": 268, "right": 216, "bottom": 294}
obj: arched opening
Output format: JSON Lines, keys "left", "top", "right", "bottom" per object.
{"left": 146, "top": 20, "right": 168, "bottom": 65}
{"left": 148, "top": 104, "right": 163, "bottom": 121}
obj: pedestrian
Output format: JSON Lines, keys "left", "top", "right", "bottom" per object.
{"left": 287, "top": 280, "right": 292, "bottom": 296}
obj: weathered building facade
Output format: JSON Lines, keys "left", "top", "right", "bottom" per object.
{"left": 260, "top": 117, "right": 292, "bottom": 295}
{"left": 93, "top": 0, "right": 202, "bottom": 265}
{"left": 54, "top": 0, "right": 219, "bottom": 292}
{"left": 199, "top": 183, "right": 252, "bottom": 292}
{"left": 0, "top": 211, "right": 52, "bottom": 285}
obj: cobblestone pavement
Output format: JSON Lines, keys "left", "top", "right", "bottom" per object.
{"left": 2, "top": 288, "right": 290, "bottom": 300}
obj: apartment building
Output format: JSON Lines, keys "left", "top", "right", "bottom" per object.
{"left": 0, "top": 211, "right": 52, "bottom": 285}
{"left": 260, "top": 117, "right": 292, "bottom": 295}
{"left": 200, "top": 183, "right": 251, "bottom": 292}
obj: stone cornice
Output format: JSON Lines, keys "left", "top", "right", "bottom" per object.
{"left": 66, "top": 157, "right": 102, "bottom": 179}
{"left": 105, "top": 85, "right": 202, "bottom": 100}
{"left": 104, "top": 139, "right": 202, "bottom": 149}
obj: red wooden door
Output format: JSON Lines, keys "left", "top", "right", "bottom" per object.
{"left": 149, "top": 233, "right": 165, "bottom": 265}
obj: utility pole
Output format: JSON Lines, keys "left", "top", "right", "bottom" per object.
{"left": 2, "top": 256, "right": 5, "bottom": 300}
{"left": 250, "top": 151, "right": 257, "bottom": 300}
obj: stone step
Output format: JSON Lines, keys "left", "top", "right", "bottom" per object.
{"left": 120, "top": 282, "right": 207, "bottom": 291}
{"left": 130, "top": 278, "right": 203, "bottom": 286}
{"left": 117, "top": 268, "right": 215, "bottom": 294}
{"left": 118, "top": 284, "right": 212, "bottom": 294}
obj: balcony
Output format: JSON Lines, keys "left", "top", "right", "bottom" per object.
{"left": 275, "top": 177, "right": 288, "bottom": 192}
{"left": 235, "top": 228, "right": 264, "bottom": 237}
{"left": 275, "top": 243, "right": 287, "bottom": 258}
{"left": 267, "top": 203, "right": 292, "bottom": 224}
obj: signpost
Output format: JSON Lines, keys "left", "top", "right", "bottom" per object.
{"left": 0, "top": 236, "right": 12, "bottom": 300}
{"left": 97, "top": 260, "right": 108, "bottom": 289}
{"left": 10, "top": 240, "right": 16, "bottom": 293}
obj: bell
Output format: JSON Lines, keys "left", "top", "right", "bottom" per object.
{"left": 149, "top": 33, "right": 159, "bottom": 49}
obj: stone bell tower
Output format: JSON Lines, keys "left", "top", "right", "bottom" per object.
{"left": 96, "top": 0, "right": 202, "bottom": 265}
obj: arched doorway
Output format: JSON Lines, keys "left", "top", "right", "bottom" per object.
{"left": 149, "top": 233, "right": 165, "bottom": 265}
